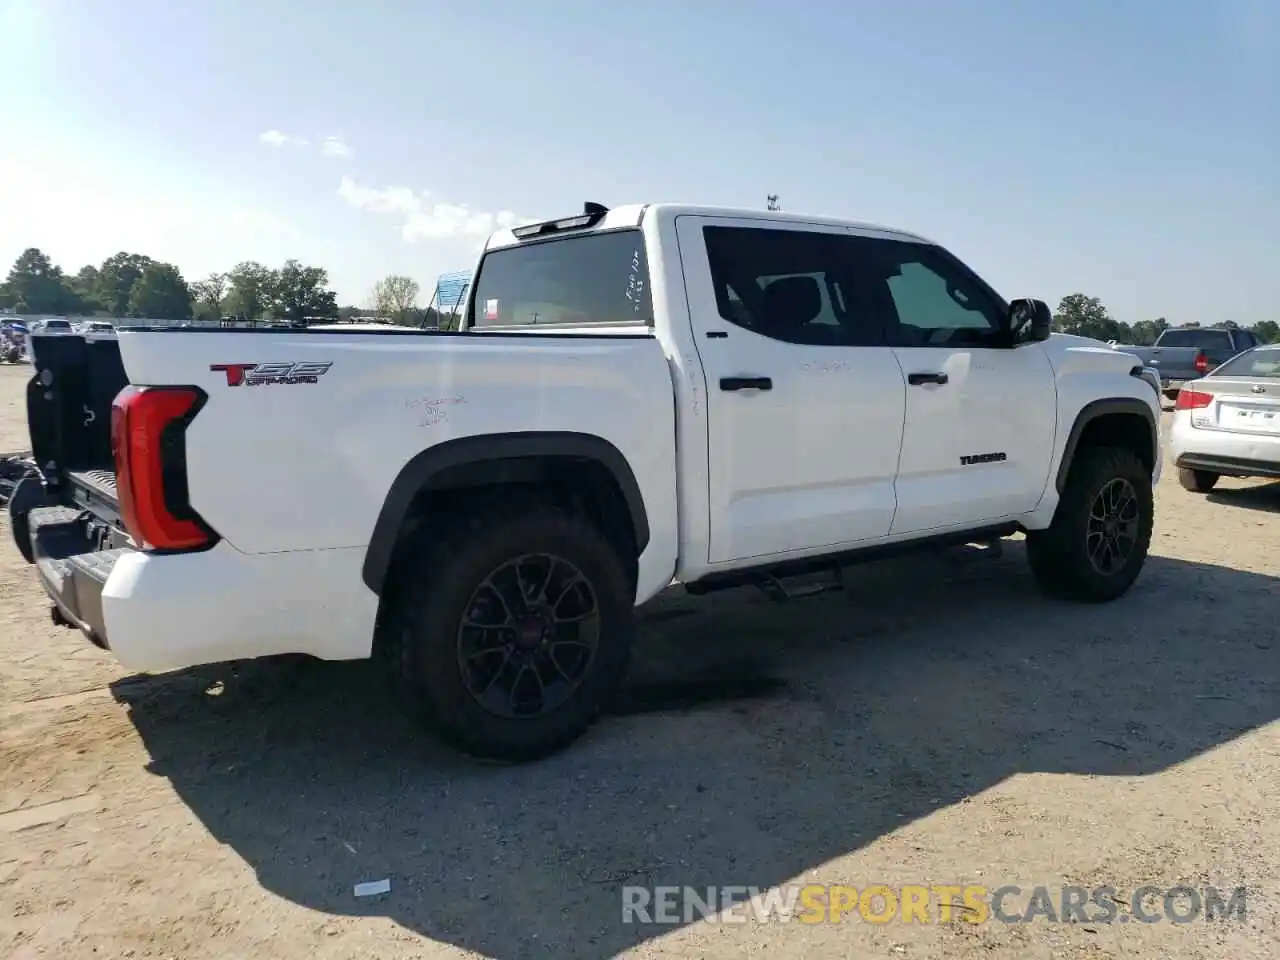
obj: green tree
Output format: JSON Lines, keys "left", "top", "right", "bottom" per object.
{"left": 190, "top": 272, "right": 228, "bottom": 322}
{"left": 70, "top": 265, "right": 107, "bottom": 314}
{"left": 2, "top": 248, "right": 77, "bottom": 313}
{"left": 127, "top": 262, "right": 193, "bottom": 321}
{"left": 1128, "top": 317, "right": 1170, "bottom": 346}
{"left": 371, "top": 274, "right": 420, "bottom": 324}
{"left": 1053, "top": 293, "right": 1128, "bottom": 341}
{"left": 1252, "top": 320, "right": 1279, "bottom": 344}
{"left": 271, "top": 259, "right": 338, "bottom": 323}
{"left": 97, "top": 252, "right": 154, "bottom": 317}
{"left": 224, "top": 261, "right": 276, "bottom": 319}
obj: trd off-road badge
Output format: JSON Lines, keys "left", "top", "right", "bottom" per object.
{"left": 210, "top": 361, "right": 332, "bottom": 386}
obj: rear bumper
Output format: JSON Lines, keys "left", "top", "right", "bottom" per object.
{"left": 25, "top": 506, "right": 124, "bottom": 649}
{"left": 18, "top": 505, "right": 379, "bottom": 672}
{"left": 1174, "top": 453, "right": 1280, "bottom": 479}
{"left": 1168, "top": 412, "right": 1280, "bottom": 478}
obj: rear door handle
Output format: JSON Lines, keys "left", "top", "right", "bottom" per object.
{"left": 907, "top": 372, "right": 949, "bottom": 386}
{"left": 720, "top": 376, "right": 773, "bottom": 391}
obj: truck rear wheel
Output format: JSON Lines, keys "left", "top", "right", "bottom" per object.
{"left": 380, "top": 498, "right": 634, "bottom": 762}
{"left": 1025, "top": 446, "right": 1153, "bottom": 603}
{"left": 1177, "top": 467, "right": 1219, "bottom": 493}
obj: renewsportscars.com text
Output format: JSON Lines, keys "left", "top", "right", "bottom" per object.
{"left": 622, "top": 883, "right": 1248, "bottom": 925}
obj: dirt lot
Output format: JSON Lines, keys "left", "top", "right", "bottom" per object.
{"left": 1, "top": 363, "right": 1277, "bottom": 959}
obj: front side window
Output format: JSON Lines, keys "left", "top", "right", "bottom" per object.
{"left": 702, "top": 226, "right": 883, "bottom": 346}
{"left": 468, "top": 229, "right": 651, "bottom": 328}
{"left": 854, "top": 242, "right": 1004, "bottom": 348}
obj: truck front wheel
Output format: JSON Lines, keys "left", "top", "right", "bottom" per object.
{"left": 380, "top": 498, "right": 634, "bottom": 762}
{"left": 1025, "top": 446, "right": 1153, "bottom": 602}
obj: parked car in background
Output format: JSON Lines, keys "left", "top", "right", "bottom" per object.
{"left": 34, "top": 319, "right": 74, "bottom": 336}
{"left": 1113, "top": 327, "right": 1261, "bottom": 401}
{"left": 1169, "top": 344, "right": 1280, "bottom": 492}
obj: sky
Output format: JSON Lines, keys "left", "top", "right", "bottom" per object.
{"left": 0, "top": 0, "right": 1276, "bottom": 322}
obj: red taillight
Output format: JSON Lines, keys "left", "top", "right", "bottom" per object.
{"left": 1175, "top": 388, "right": 1213, "bottom": 410}
{"left": 111, "top": 385, "right": 216, "bottom": 552}
{"left": 1194, "top": 352, "right": 1209, "bottom": 375}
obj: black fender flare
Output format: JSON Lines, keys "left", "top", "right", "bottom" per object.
{"left": 1055, "top": 397, "right": 1158, "bottom": 493}
{"left": 361, "top": 431, "right": 650, "bottom": 595}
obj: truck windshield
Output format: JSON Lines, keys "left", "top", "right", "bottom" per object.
{"left": 468, "top": 229, "right": 651, "bottom": 328}
{"left": 1209, "top": 347, "right": 1280, "bottom": 379}
{"left": 1158, "top": 329, "right": 1233, "bottom": 350}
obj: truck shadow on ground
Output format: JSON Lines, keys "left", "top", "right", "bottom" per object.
{"left": 111, "top": 543, "right": 1279, "bottom": 959}
{"left": 1207, "top": 480, "right": 1280, "bottom": 514}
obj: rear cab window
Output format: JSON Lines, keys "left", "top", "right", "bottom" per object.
{"left": 1157, "top": 329, "right": 1233, "bottom": 351}
{"left": 1210, "top": 348, "right": 1280, "bottom": 379}
{"left": 467, "top": 229, "right": 652, "bottom": 329}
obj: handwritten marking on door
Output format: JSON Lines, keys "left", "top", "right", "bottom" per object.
{"left": 625, "top": 249, "right": 646, "bottom": 313}
{"left": 682, "top": 354, "right": 703, "bottom": 416}
{"left": 405, "top": 396, "right": 466, "bottom": 428}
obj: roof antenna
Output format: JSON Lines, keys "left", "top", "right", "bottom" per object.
{"left": 766, "top": 194, "right": 781, "bottom": 212}
{"left": 583, "top": 201, "right": 609, "bottom": 217}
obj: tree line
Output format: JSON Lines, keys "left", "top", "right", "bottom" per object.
{"left": 1052, "top": 293, "right": 1278, "bottom": 345}
{"left": 0, "top": 247, "right": 345, "bottom": 325}
{"left": 0, "top": 247, "right": 464, "bottom": 328}
{"left": 4, "top": 247, "right": 1274, "bottom": 341}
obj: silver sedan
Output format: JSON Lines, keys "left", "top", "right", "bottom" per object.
{"left": 1169, "top": 344, "right": 1280, "bottom": 492}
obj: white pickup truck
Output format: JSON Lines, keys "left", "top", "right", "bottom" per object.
{"left": 12, "top": 202, "right": 1162, "bottom": 760}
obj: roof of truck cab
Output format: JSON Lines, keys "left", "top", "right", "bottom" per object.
{"left": 485, "top": 203, "right": 933, "bottom": 251}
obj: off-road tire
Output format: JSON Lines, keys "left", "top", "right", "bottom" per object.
{"left": 1026, "top": 446, "right": 1153, "bottom": 602}
{"left": 1177, "top": 467, "right": 1219, "bottom": 493}
{"left": 379, "top": 497, "right": 634, "bottom": 762}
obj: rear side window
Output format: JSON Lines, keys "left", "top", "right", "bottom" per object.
{"left": 702, "top": 225, "right": 883, "bottom": 346}
{"left": 468, "top": 229, "right": 651, "bottom": 328}
{"left": 1157, "top": 329, "right": 1233, "bottom": 350}
{"left": 1210, "top": 348, "right": 1280, "bottom": 379}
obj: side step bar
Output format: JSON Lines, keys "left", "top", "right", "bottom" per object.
{"left": 684, "top": 523, "right": 1020, "bottom": 600}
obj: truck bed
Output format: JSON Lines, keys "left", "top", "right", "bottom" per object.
{"left": 26, "top": 325, "right": 677, "bottom": 562}
{"left": 65, "top": 468, "right": 125, "bottom": 531}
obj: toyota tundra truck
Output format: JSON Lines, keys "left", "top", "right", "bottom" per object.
{"left": 10, "top": 202, "right": 1162, "bottom": 761}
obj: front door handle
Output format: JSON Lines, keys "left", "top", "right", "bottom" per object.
{"left": 720, "top": 376, "right": 773, "bottom": 391}
{"left": 907, "top": 371, "right": 949, "bottom": 386}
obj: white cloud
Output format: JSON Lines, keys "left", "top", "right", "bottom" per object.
{"left": 259, "top": 129, "right": 309, "bottom": 148}
{"left": 320, "top": 135, "right": 351, "bottom": 158}
{"left": 337, "top": 175, "right": 530, "bottom": 242}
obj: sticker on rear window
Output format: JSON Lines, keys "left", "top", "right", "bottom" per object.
{"left": 484, "top": 298, "right": 499, "bottom": 321}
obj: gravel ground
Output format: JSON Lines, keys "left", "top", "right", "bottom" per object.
{"left": 1, "top": 362, "right": 1278, "bottom": 959}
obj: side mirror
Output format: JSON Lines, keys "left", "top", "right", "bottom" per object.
{"left": 1007, "top": 298, "right": 1052, "bottom": 343}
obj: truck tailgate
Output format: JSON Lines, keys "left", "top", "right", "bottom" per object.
{"left": 111, "top": 327, "right": 677, "bottom": 556}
